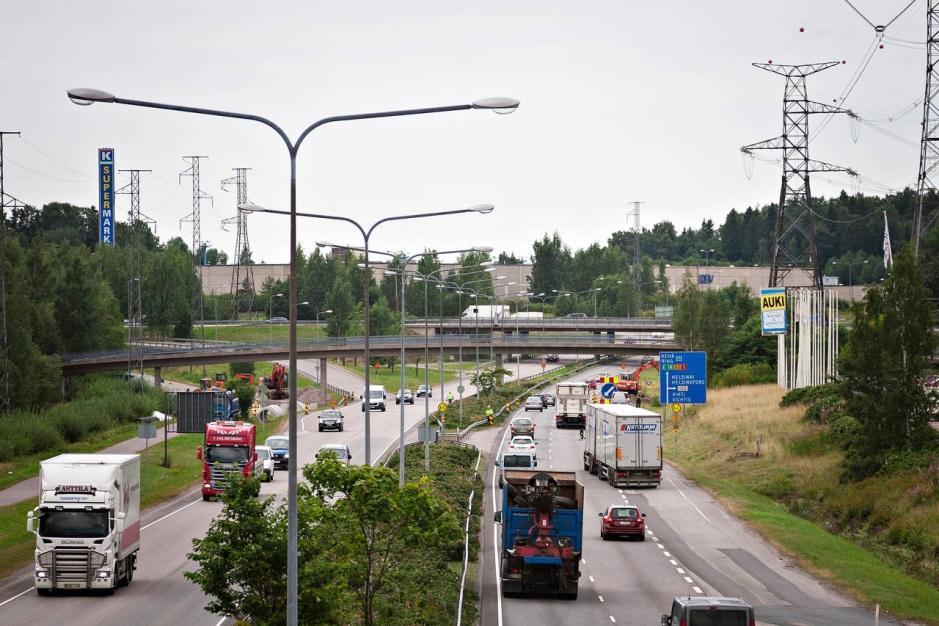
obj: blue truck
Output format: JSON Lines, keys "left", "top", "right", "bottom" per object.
{"left": 495, "top": 470, "right": 583, "bottom": 599}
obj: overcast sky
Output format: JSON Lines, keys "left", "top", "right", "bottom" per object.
{"left": 0, "top": 0, "right": 926, "bottom": 263}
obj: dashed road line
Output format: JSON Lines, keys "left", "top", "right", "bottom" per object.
{"left": 669, "top": 559, "right": 678, "bottom": 566}
{"left": 598, "top": 595, "right": 604, "bottom": 602}
{"left": 657, "top": 543, "right": 664, "bottom": 549}
{"left": 589, "top": 576, "right": 595, "bottom": 583}
{"left": 693, "top": 586, "right": 703, "bottom": 594}
{"left": 663, "top": 551, "right": 671, "bottom": 557}
{"left": 683, "top": 576, "right": 694, "bottom": 584}
{"left": 609, "top": 616, "right": 616, "bottom": 623}
{"left": 676, "top": 567, "right": 686, "bottom": 574}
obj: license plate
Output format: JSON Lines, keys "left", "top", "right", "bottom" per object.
{"left": 64, "top": 583, "right": 81, "bottom": 589}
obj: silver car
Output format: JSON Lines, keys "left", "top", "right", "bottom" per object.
{"left": 524, "top": 396, "right": 544, "bottom": 412}
{"left": 316, "top": 443, "right": 352, "bottom": 466}
{"left": 255, "top": 445, "right": 275, "bottom": 482}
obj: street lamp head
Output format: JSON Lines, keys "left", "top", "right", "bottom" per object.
{"left": 471, "top": 97, "right": 520, "bottom": 114}
{"left": 67, "top": 88, "right": 116, "bottom": 106}
{"left": 468, "top": 203, "right": 495, "bottom": 214}
{"left": 299, "top": 301, "right": 309, "bottom": 305}
{"left": 273, "top": 293, "right": 285, "bottom": 298}
{"left": 324, "top": 309, "right": 333, "bottom": 314}
{"left": 474, "top": 246, "right": 495, "bottom": 253}
{"left": 239, "top": 202, "right": 265, "bottom": 213}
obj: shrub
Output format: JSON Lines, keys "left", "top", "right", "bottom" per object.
{"left": 712, "top": 362, "right": 776, "bottom": 388}
{"left": 780, "top": 383, "right": 839, "bottom": 407}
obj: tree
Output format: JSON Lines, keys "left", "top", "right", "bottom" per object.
{"left": 302, "top": 457, "right": 460, "bottom": 626}
{"left": 530, "top": 232, "right": 571, "bottom": 295}
{"left": 672, "top": 275, "right": 731, "bottom": 377}
{"left": 497, "top": 251, "right": 523, "bottom": 264}
{"left": 839, "top": 247, "right": 937, "bottom": 480}
{"left": 469, "top": 367, "right": 513, "bottom": 395}
{"left": 326, "top": 272, "right": 354, "bottom": 337}
{"left": 186, "top": 476, "right": 350, "bottom": 625}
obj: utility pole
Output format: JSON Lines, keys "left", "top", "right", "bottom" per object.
{"left": 915, "top": 0, "right": 939, "bottom": 256}
{"left": 117, "top": 169, "right": 153, "bottom": 378}
{"left": 0, "top": 132, "right": 25, "bottom": 411}
{"left": 626, "top": 201, "right": 642, "bottom": 313}
{"left": 741, "top": 62, "right": 856, "bottom": 288}
{"left": 179, "top": 156, "right": 212, "bottom": 345}
{"left": 221, "top": 168, "right": 256, "bottom": 319}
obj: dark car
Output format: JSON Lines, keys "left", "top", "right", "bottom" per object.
{"left": 662, "top": 596, "right": 755, "bottom": 626}
{"left": 318, "top": 409, "right": 344, "bottom": 432}
{"left": 565, "top": 312, "right": 587, "bottom": 319}
{"left": 545, "top": 354, "right": 560, "bottom": 363}
{"left": 540, "top": 393, "right": 556, "bottom": 408}
{"left": 264, "top": 435, "right": 290, "bottom": 469}
{"left": 599, "top": 504, "right": 646, "bottom": 541}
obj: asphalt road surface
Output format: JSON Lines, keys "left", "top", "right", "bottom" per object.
{"left": 476, "top": 363, "right": 906, "bottom": 626}
{"left": 0, "top": 358, "right": 559, "bottom": 626}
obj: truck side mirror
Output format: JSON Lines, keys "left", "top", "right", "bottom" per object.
{"left": 494, "top": 460, "right": 500, "bottom": 466}
{"left": 597, "top": 512, "right": 604, "bottom": 517}
{"left": 196, "top": 445, "right": 203, "bottom": 461}
{"left": 642, "top": 513, "right": 647, "bottom": 517}
{"left": 26, "top": 509, "right": 36, "bottom": 534}
{"left": 493, "top": 511, "right": 502, "bottom": 524}
{"left": 252, "top": 452, "right": 259, "bottom": 463}
{"left": 533, "top": 460, "right": 538, "bottom": 467}
{"left": 114, "top": 512, "right": 126, "bottom": 534}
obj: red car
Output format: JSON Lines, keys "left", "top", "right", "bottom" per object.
{"left": 585, "top": 376, "right": 598, "bottom": 390}
{"left": 599, "top": 505, "right": 646, "bottom": 541}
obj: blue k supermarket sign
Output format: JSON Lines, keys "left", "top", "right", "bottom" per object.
{"left": 98, "top": 148, "right": 115, "bottom": 246}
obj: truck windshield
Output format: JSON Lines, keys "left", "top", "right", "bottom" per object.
{"left": 688, "top": 610, "right": 747, "bottom": 626}
{"left": 502, "top": 454, "right": 534, "bottom": 468}
{"left": 204, "top": 445, "right": 249, "bottom": 464}
{"left": 39, "top": 509, "right": 109, "bottom": 538}
{"left": 369, "top": 390, "right": 383, "bottom": 399}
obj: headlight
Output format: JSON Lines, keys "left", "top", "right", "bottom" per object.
{"left": 89, "top": 551, "right": 106, "bottom": 567}
{"left": 283, "top": 453, "right": 289, "bottom": 459}
{"left": 96, "top": 570, "right": 111, "bottom": 578}
{"left": 38, "top": 551, "right": 53, "bottom": 567}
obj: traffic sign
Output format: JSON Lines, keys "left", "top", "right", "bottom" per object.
{"left": 457, "top": 385, "right": 465, "bottom": 394}
{"left": 671, "top": 403, "right": 681, "bottom": 413}
{"left": 659, "top": 351, "right": 707, "bottom": 404}
{"left": 600, "top": 382, "right": 617, "bottom": 399}
{"left": 373, "top": 361, "right": 382, "bottom": 370}
{"left": 438, "top": 402, "right": 448, "bottom": 413}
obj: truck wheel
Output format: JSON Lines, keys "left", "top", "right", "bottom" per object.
{"left": 37, "top": 588, "right": 51, "bottom": 597}
{"left": 562, "top": 583, "right": 578, "bottom": 600}
{"left": 608, "top": 470, "right": 616, "bottom": 487}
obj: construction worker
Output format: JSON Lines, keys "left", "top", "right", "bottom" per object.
{"left": 485, "top": 405, "right": 494, "bottom": 425}
{"left": 447, "top": 391, "right": 454, "bottom": 404}
{"left": 579, "top": 428, "right": 585, "bottom": 441}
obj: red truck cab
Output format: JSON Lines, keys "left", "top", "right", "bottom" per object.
{"left": 196, "top": 421, "right": 258, "bottom": 500}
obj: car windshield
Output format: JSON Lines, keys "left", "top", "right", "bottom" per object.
{"left": 205, "top": 445, "right": 249, "bottom": 464}
{"left": 512, "top": 437, "right": 533, "bottom": 445}
{"left": 320, "top": 447, "right": 348, "bottom": 459}
{"left": 266, "top": 437, "right": 288, "bottom": 449}
{"left": 321, "top": 411, "right": 341, "bottom": 419}
{"left": 257, "top": 448, "right": 271, "bottom": 460}
{"left": 612, "top": 508, "right": 638, "bottom": 519}
{"left": 688, "top": 610, "right": 748, "bottom": 626}
{"left": 39, "top": 509, "right": 109, "bottom": 538}
{"left": 514, "top": 418, "right": 532, "bottom": 426}
{"left": 502, "top": 454, "right": 534, "bottom": 468}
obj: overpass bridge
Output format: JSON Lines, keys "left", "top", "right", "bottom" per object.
{"left": 61, "top": 334, "right": 680, "bottom": 376}
{"left": 405, "top": 316, "right": 673, "bottom": 334}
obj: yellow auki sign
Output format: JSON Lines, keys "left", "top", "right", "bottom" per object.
{"left": 760, "top": 292, "right": 786, "bottom": 311}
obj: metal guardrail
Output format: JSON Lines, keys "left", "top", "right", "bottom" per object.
{"left": 406, "top": 316, "right": 672, "bottom": 328}
{"left": 456, "top": 357, "right": 607, "bottom": 439}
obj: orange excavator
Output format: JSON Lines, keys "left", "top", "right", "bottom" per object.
{"left": 265, "top": 363, "right": 289, "bottom": 400}
{"left": 615, "top": 359, "right": 659, "bottom": 395}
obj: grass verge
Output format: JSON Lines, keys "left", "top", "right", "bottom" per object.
{"left": 345, "top": 359, "right": 482, "bottom": 393}
{"left": 669, "top": 384, "right": 939, "bottom": 625}
{"left": 386, "top": 442, "right": 483, "bottom": 625}
{"left": 191, "top": 323, "right": 325, "bottom": 344}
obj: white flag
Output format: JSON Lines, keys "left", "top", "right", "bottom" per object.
{"left": 882, "top": 211, "right": 893, "bottom": 269}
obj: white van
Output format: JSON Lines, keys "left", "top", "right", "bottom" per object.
{"left": 496, "top": 449, "right": 537, "bottom": 488}
{"left": 361, "top": 385, "right": 387, "bottom": 412}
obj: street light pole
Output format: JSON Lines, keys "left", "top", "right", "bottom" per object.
{"left": 269, "top": 293, "right": 284, "bottom": 344}
{"left": 69, "top": 87, "right": 517, "bottom": 626}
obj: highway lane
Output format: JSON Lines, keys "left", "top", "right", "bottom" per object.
{"left": 479, "top": 363, "right": 903, "bottom": 626}
{"left": 0, "top": 358, "right": 560, "bottom": 626}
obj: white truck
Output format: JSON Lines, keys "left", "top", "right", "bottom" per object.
{"left": 461, "top": 304, "right": 510, "bottom": 322}
{"left": 583, "top": 404, "right": 662, "bottom": 487}
{"left": 361, "top": 384, "right": 387, "bottom": 412}
{"left": 27, "top": 454, "right": 141, "bottom": 593}
{"left": 555, "top": 380, "right": 589, "bottom": 429}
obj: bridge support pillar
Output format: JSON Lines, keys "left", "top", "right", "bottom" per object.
{"left": 494, "top": 353, "right": 505, "bottom": 383}
{"left": 319, "top": 358, "right": 329, "bottom": 404}
{"left": 154, "top": 367, "right": 162, "bottom": 391}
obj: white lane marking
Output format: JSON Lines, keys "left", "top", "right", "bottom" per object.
{"left": 609, "top": 617, "right": 616, "bottom": 623}
{"left": 141, "top": 498, "right": 202, "bottom": 531}
{"left": 215, "top": 617, "right": 227, "bottom": 626}
{"left": 657, "top": 543, "right": 664, "bottom": 549}
{"left": 617, "top": 489, "right": 623, "bottom": 494}
{"left": 589, "top": 576, "right": 595, "bottom": 583}
{"left": 669, "top": 559, "right": 678, "bottom": 566}
{"left": 676, "top": 567, "right": 686, "bottom": 574}
{"left": 652, "top": 536, "right": 659, "bottom": 542}
{"left": 667, "top": 476, "right": 712, "bottom": 523}
{"left": 598, "top": 595, "right": 604, "bottom": 602}
{"left": 693, "top": 586, "right": 703, "bottom": 594}
{"left": 663, "top": 551, "right": 671, "bottom": 557}
{"left": 1, "top": 496, "right": 204, "bottom": 608}
{"left": 684, "top": 576, "right": 694, "bottom": 584}
{"left": 0, "top": 587, "right": 32, "bottom": 608}
{"left": 492, "top": 408, "right": 519, "bottom": 626}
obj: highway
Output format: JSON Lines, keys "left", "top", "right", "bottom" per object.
{"left": 0, "top": 359, "right": 557, "bottom": 626}
{"left": 475, "top": 363, "right": 903, "bottom": 626}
